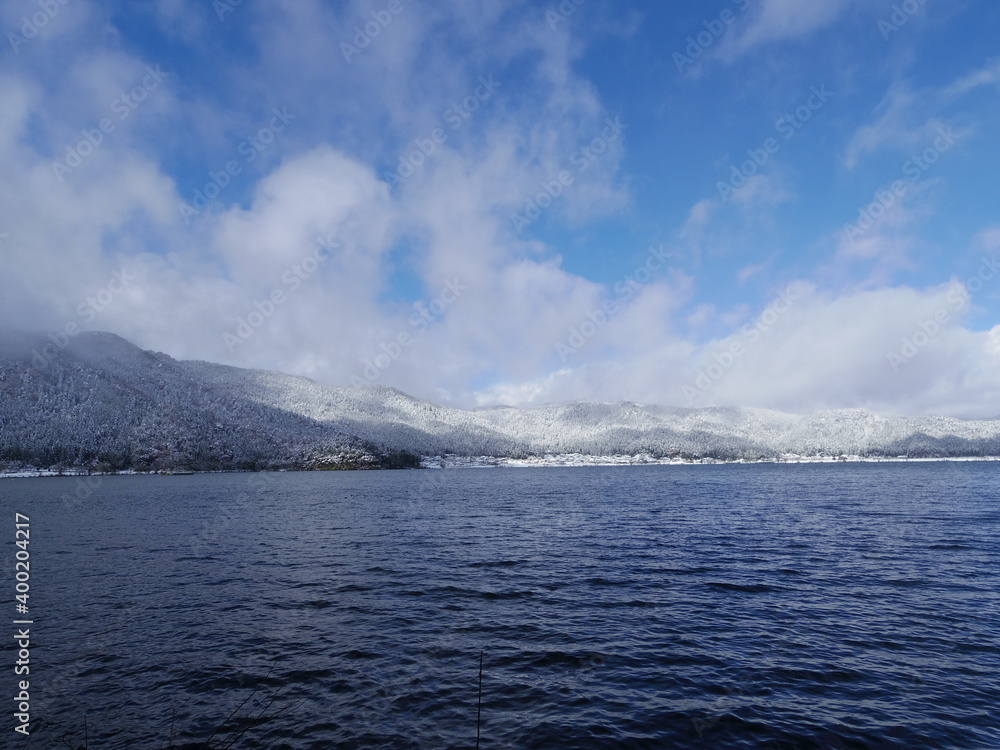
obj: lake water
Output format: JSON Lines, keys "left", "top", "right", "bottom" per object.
{"left": 3, "top": 463, "right": 999, "bottom": 749}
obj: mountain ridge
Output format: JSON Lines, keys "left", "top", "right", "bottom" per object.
{"left": 3, "top": 329, "right": 1000, "bottom": 472}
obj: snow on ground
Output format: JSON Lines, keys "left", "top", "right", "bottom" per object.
{"left": 5, "top": 330, "right": 1000, "bottom": 470}
{"left": 419, "top": 454, "right": 1000, "bottom": 469}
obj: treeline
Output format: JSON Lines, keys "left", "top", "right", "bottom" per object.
{"left": 3, "top": 330, "right": 1000, "bottom": 471}
{"left": 0, "top": 336, "right": 419, "bottom": 473}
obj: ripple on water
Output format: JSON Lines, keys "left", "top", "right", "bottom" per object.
{"left": 9, "top": 465, "right": 1000, "bottom": 748}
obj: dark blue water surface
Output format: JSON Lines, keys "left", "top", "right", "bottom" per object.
{"left": 2, "top": 463, "right": 999, "bottom": 749}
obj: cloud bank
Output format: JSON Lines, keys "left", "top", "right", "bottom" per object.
{"left": 1, "top": 0, "right": 999, "bottom": 418}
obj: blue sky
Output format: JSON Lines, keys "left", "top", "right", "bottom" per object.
{"left": 2, "top": 0, "right": 1000, "bottom": 417}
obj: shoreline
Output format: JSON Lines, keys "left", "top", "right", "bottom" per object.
{"left": 420, "top": 454, "right": 1000, "bottom": 469}
{"left": 4, "top": 454, "right": 1000, "bottom": 478}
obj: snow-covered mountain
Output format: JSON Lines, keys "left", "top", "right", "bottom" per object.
{"left": 2, "top": 329, "right": 1000, "bottom": 472}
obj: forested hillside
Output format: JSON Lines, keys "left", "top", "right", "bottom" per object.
{"left": 2, "top": 329, "right": 1000, "bottom": 473}
{"left": 0, "top": 330, "right": 393, "bottom": 471}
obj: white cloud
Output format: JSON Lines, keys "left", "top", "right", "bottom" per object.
{"left": 738, "top": 260, "right": 768, "bottom": 284}
{"left": 717, "top": 0, "right": 853, "bottom": 60}
{"left": 0, "top": 0, "right": 637, "bottom": 401}
{"left": 843, "top": 94, "right": 964, "bottom": 173}
{"left": 467, "top": 281, "right": 1000, "bottom": 418}
{"left": 1, "top": 0, "right": 998, "bottom": 422}
{"left": 974, "top": 226, "right": 1000, "bottom": 253}
{"left": 0, "top": 75, "right": 33, "bottom": 155}
{"left": 946, "top": 57, "right": 1000, "bottom": 97}
{"left": 212, "top": 147, "right": 394, "bottom": 283}
{"left": 149, "top": 0, "right": 206, "bottom": 43}
{"left": 844, "top": 59, "right": 999, "bottom": 169}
